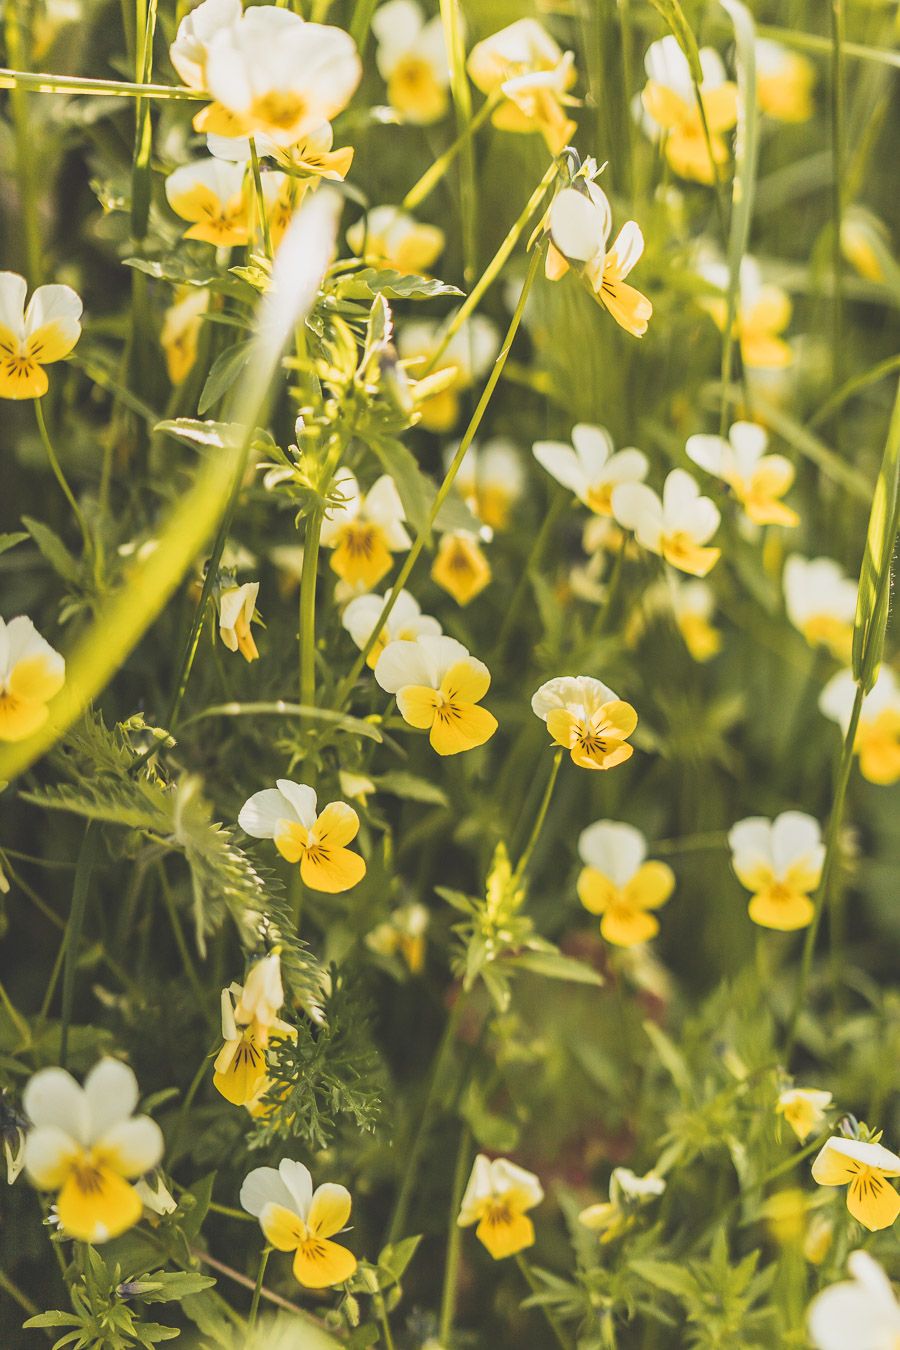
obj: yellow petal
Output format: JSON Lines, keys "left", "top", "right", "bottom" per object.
{"left": 260, "top": 1202, "right": 306, "bottom": 1251}
{"left": 307, "top": 1183, "right": 352, "bottom": 1239}
{"left": 430, "top": 702, "right": 498, "bottom": 756}
{"left": 740, "top": 334, "right": 794, "bottom": 370}
{"left": 702, "top": 82, "right": 738, "bottom": 133}
{"left": 748, "top": 888, "right": 814, "bottom": 932}
{"left": 600, "top": 906, "right": 659, "bottom": 946}
{"left": 642, "top": 81, "right": 692, "bottom": 132}
{"left": 292, "top": 1237, "right": 357, "bottom": 1288}
{"left": 330, "top": 524, "right": 393, "bottom": 589}
{"left": 577, "top": 866, "right": 617, "bottom": 915}
{"left": 9, "top": 654, "right": 65, "bottom": 704}
{"left": 598, "top": 279, "right": 653, "bottom": 338}
{"left": 275, "top": 819, "right": 309, "bottom": 864}
{"left": 440, "top": 660, "right": 490, "bottom": 705}
{"left": 846, "top": 1171, "right": 900, "bottom": 1232}
{"left": 667, "top": 128, "right": 728, "bottom": 184}
{"left": 396, "top": 684, "right": 440, "bottom": 730}
{"left": 24, "top": 321, "right": 79, "bottom": 364}
{"left": 314, "top": 802, "right": 360, "bottom": 849}
{"left": 213, "top": 1032, "right": 268, "bottom": 1106}
{"left": 661, "top": 536, "right": 721, "bottom": 578}
{"left": 0, "top": 356, "right": 48, "bottom": 399}
{"left": 300, "top": 845, "right": 366, "bottom": 894}
{"left": 475, "top": 1208, "right": 535, "bottom": 1260}
{"left": 57, "top": 1164, "right": 142, "bottom": 1243}
{"left": 571, "top": 739, "right": 634, "bottom": 771}
{"left": 598, "top": 700, "right": 639, "bottom": 740}
{"left": 431, "top": 535, "right": 492, "bottom": 605}
{"left": 545, "top": 708, "right": 579, "bottom": 749}
{"left": 0, "top": 694, "right": 49, "bottom": 741}
{"left": 624, "top": 861, "right": 675, "bottom": 911}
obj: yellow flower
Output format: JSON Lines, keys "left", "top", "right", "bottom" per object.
{"left": 218, "top": 581, "right": 260, "bottom": 661}
{"left": 580, "top": 1168, "right": 666, "bottom": 1240}
{"left": 700, "top": 256, "right": 793, "bottom": 370}
{"left": 728, "top": 811, "right": 824, "bottom": 932}
{"left": 670, "top": 579, "right": 722, "bottom": 662}
{"left": 811, "top": 1136, "right": 900, "bottom": 1232}
{"left": 756, "top": 39, "right": 815, "bottom": 123}
{"left": 346, "top": 205, "right": 444, "bottom": 275}
{"left": 165, "top": 159, "right": 251, "bottom": 247}
{"left": 320, "top": 470, "right": 411, "bottom": 589}
{"left": 0, "top": 272, "right": 82, "bottom": 400}
{"left": 372, "top": 0, "right": 450, "bottom": 125}
{"left": 468, "top": 19, "right": 577, "bottom": 154}
{"left": 0, "top": 615, "right": 65, "bottom": 743}
{"left": 161, "top": 287, "right": 209, "bottom": 386}
{"left": 531, "top": 675, "right": 638, "bottom": 771}
{"left": 640, "top": 36, "right": 737, "bottom": 184}
{"left": 213, "top": 953, "right": 296, "bottom": 1106}
{"left": 241, "top": 1160, "right": 357, "bottom": 1288}
{"left": 777, "top": 1087, "right": 833, "bottom": 1143}
{"left": 687, "top": 421, "right": 798, "bottom": 527}
{"left": 841, "top": 207, "right": 892, "bottom": 284}
{"left": 548, "top": 184, "right": 652, "bottom": 337}
{"left": 820, "top": 668, "right": 900, "bottom": 787}
{"left": 431, "top": 531, "right": 492, "bottom": 606}
{"left": 366, "top": 902, "right": 430, "bottom": 974}
{"left": 783, "top": 556, "right": 856, "bottom": 662}
{"left": 577, "top": 821, "right": 674, "bottom": 946}
{"left": 452, "top": 439, "right": 524, "bottom": 532}
{"left": 457, "top": 1154, "right": 543, "bottom": 1259}
{"left": 375, "top": 635, "right": 498, "bottom": 756}
{"left": 239, "top": 779, "right": 367, "bottom": 892}
{"left": 342, "top": 587, "right": 441, "bottom": 668}
{"left": 22, "top": 1059, "right": 163, "bottom": 1243}
{"left": 612, "top": 469, "right": 721, "bottom": 577}
{"left": 398, "top": 317, "right": 498, "bottom": 432}
{"left": 534, "top": 423, "right": 648, "bottom": 517}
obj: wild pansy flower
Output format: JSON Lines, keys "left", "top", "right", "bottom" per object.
{"left": 686, "top": 421, "right": 798, "bottom": 527}
{"left": 161, "top": 287, "right": 209, "bottom": 386}
{"left": 241, "top": 1160, "right": 357, "bottom": 1288}
{"left": 457, "top": 1155, "right": 543, "bottom": 1260}
{"left": 580, "top": 1168, "right": 666, "bottom": 1239}
{"left": 756, "top": 39, "right": 815, "bottom": 123}
{"left": 0, "top": 615, "right": 65, "bottom": 743}
{"left": 547, "top": 182, "right": 652, "bottom": 337}
{"left": 375, "top": 635, "right": 498, "bottom": 755}
{"left": 366, "top": 902, "right": 430, "bottom": 974}
{"left": 808, "top": 1251, "right": 900, "bottom": 1350}
{"left": 777, "top": 1087, "right": 833, "bottom": 1143}
{"left": 670, "top": 578, "right": 722, "bottom": 662}
{"left": 169, "top": 0, "right": 241, "bottom": 93}
{"left": 342, "top": 587, "right": 441, "bottom": 667}
{"left": 165, "top": 159, "right": 251, "bottom": 246}
{"left": 819, "top": 667, "right": 900, "bottom": 787}
{"left": 346, "top": 205, "right": 445, "bottom": 275}
{"left": 467, "top": 19, "right": 577, "bottom": 154}
{"left": 207, "top": 122, "right": 354, "bottom": 187}
{"left": 577, "top": 821, "right": 674, "bottom": 946}
{"left": 239, "top": 780, "right": 367, "bottom": 892}
{"left": 213, "top": 953, "right": 296, "bottom": 1106}
{"left": 320, "top": 470, "right": 411, "bottom": 590}
{"left": 453, "top": 438, "right": 524, "bottom": 531}
{"left": 0, "top": 272, "right": 82, "bottom": 400}
{"left": 728, "top": 811, "right": 824, "bottom": 931}
{"left": 218, "top": 581, "right": 260, "bottom": 662}
{"left": 812, "top": 1136, "right": 900, "bottom": 1232}
{"left": 372, "top": 0, "right": 449, "bottom": 125}
{"left": 22, "top": 1059, "right": 163, "bottom": 1243}
{"left": 398, "top": 317, "right": 498, "bottom": 432}
{"left": 612, "top": 468, "right": 721, "bottom": 577}
{"left": 784, "top": 556, "right": 857, "bottom": 662}
{"left": 531, "top": 675, "right": 638, "bottom": 771}
{"left": 534, "top": 423, "right": 648, "bottom": 517}
{"left": 639, "top": 36, "right": 737, "bottom": 184}
{"left": 699, "top": 255, "right": 793, "bottom": 370}
{"left": 431, "top": 531, "right": 492, "bottom": 606}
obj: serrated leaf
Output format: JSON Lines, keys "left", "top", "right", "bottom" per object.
{"left": 22, "top": 516, "right": 81, "bottom": 581}
{"left": 631, "top": 1258, "right": 698, "bottom": 1301}
{"left": 123, "top": 255, "right": 250, "bottom": 300}
{"left": 138, "top": 1271, "right": 217, "bottom": 1303}
{"left": 337, "top": 267, "right": 463, "bottom": 301}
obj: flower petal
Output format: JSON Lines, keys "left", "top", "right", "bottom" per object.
{"left": 23, "top": 1067, "right": 89, "bottom": 1142}
{"left": 307, "top": 1182, "right": 352, "bottom": 1238}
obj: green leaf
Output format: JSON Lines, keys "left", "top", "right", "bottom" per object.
{"left": 336, "top": 267, "right": 463, "bottom": 301}
{"left": 374, "top": 771, "right": 449, "bottom": 805}
{"left": 199, "top": 341, "right": 255, "bottom": 415}
{"left": 0, "top": 531, "right": 28, "bottom": 555}
{"left": 377, "top": 1235, "right": 422, "bottom": 1287}
{"left": 369, "top": 437, "right": 433, "bottom": 540}
{"left": 181, "top": 700, "right": 382, "bottom": 742}
{"left": 511, "top": 948, "right": 604, "bottom": 986}
{"left": 631, "top": 1258, "right": 698, "bottom": 1302}
{"left": 853, "top": 376, "right": 900, "bottom": 689}
{"left": 22, "top": 516, "right": 81, "bottom": 582}
{"left": 136, "top": 1271, "right": 217, "bottom": 1303}
{"left": 123, "top": 255, "right": 251, "bottom": 299}
{"left": 435, "top": 885, "right": 477, "bottom": 913}
{"left": 23, "top": 1313, "right": 81, "bottom": 1329}
{"left": 180, "top": 1172, "right": 216, "bottom": 1241}
{"left": 433, "top": 490, "right": 482, "bottom": 535}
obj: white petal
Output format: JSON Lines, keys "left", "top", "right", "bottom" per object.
{"left": 608, "top": 221, "right": 644, "bottom": 279}
{"left": 489, "top": 1158, "right": 543, "bottom": 1207}
{"left": 279, "top": 1159, "right": 314, "bottom": 1219}
{"left": 770, "top": 811, "right": 822, "bottom": 878}
{"left": 238, "top": 788, "right": 295, "bottom": 838}
{"left": 374, "top": 639, "right": 435, "bottom": 693}
{"left": 611, "top": 482, "right": 663, "bottom": 548}
{"left": 818, "top": 669, "right": 857, "bottom": 730}
{"left": 23, "top": 1067, "right": 89, "bottom": 1143}
{"left": 727, "top": 817, "right": 772, "bottom": 871}
{"left": 644, "top": 35, "right": 692, "bottom": 99}
{"left": 98, "top": 1116, "right": 164, "bottom": 1178}
{"left": 549, "top": 188, "right": 607, "bottom": 263}
{"left": 571, "top": 424, "right": 614, "bottom": 479}
{"left": 685, "top": 434, "right": 729, "bottom": 478}
{"left": 578, "top": 820, "right": 646, "bottom": 884}
{"left": 23, "top": 284, "right": 83, "bottom": 338}
{"left": 458, "top": 1153, "right": 493, "bottom": 1224}
{"left": 602, "top": 448, "right": 649, "bottom": 487}
{"left": 320, "top": 469, "right": 361, "bottom": 543}
{"left": 23, "top": 1125, "right": 79, "bottom": 1188}
{"left": 533, "top": 440, "right": 588, "bottom": 497}
{"left": 83, "top": 1059, "right": 139, "bottom": 1138}
{"left": 808, "top": 1277, "right": 900, "bottom": 1350}
{"left": 240, "top": 1165, "right": 297, "bottom": 1218}
{"left": 0, "top": 271, "right": 27, "bottom": 339}
{"left": 729, "top": 420, "right": 768, "bottom": 461}
{"left": 3, "top": 616, "right": 64, "bottom": 684}
{"left": 275, "top": 780, "right": 318, "bottom": 829}
{"left": 371, "top": 0, "right": 425, "bottom": 78}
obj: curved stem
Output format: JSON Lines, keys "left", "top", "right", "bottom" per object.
{"left": 402, "top": 94, "right": 498, "bottom": 213}
{"left": 34, "top": 400, "right": 92, "bottom": 559}
{"left": 248, "top": 1247, "right": 270, "bottom": 1331}
{"left": 60, "top": 824, "right": 99, "bottom": 1068}
{"left": 513, "top": 749, "right": 563, "bottom": 886}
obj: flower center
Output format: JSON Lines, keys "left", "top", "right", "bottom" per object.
{"left": 251, "top": 91, "right": 306, "bottom": 132}
{"left": 342, "top": 523, "right": 381, "bottom": 559}
{"left": 3, "top": 355, "right": 38, "bottom": 382}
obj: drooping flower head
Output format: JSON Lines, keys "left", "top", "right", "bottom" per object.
{"left": 0, "top": 615, "right": 65, "bottom": 742}
{"left": 547, "top": 183, "right": 652, "bottom": 337}
{"left": 783, "top": 556, "right": 857, "bottom": 662}
{"left": 728, "top": 811, "right": 824, "bottom": 932}
{"left": 819, "top": 667, "right": 900, "bottom": 787}
{"left": 239, "top": 780, "right": 367, "bottom": 892}
{"left": 457, "top": 1154, "right": 543, "bottom": 1259}
{"left": 812, "top": 1136, "right": 900, "bottom": 1232}
{"left": 453, "top": 438, "right": 525, "bottom": 532}
{"left": 699, "top": 256, "right": 793, "bottom": 370}
{"left": 22, "top": 1059, "right": 163, "bottom": 1243}
{"left": 319, "top": 471, "right": 411, "bottom": 590}
{"left": 534, "top": 424, "right": 648, "bottom": 517}
{"left": 241, "top": 1159, "right": 357, "bottom": 1287}
{"left": 468, "top": 19, "right": 577, "bottom": 154}
{"left": 755, "top": 39, "right": 815, "bottom": 123}
{"left": 531, "top": 675, "right": 638, "bottom": 771}
{"left": 612, "top": 468, "right": 721, "bottom": 577}
{"left": 375, "top": 635, "right": 498, "bottom": 755}
{"left": 346, "top": 205, "right": 445, "bottom": 275}
{"left": 577, "top": 820, "right": 674, "bottom": 946}
{"left": 808, "top": 1250, "right": 900, "bottom": 1350}
{"left": 342, "top": 587, "right": 441, "bottom": 668}
{"left": 431, "top": 531, "right": 492, "bottom": 606}
{"left": 0, "top": 272, "right": 82, "bottom": 400}
{"left": 213, "top": 952, "right": 296, "bottom": 1106}
{"left": 686, "top": 421, "right": 798, "bottom": 527}
{"left": 639, "top": 36, "right": 737, "bottom": 184}
{"left": 218, "top": 581, "right": 260, "bottom": 661}
{"left": 777, "top": 1087, "right": 833, "bottom": 1143}
{"left": 372, "top": 0, "right": 449, "bottom": 125}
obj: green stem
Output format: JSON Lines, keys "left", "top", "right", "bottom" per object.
{"left": 349, "top": 0, "right": 380, "bottom": 49}
{"left": 248, "top": 1247, "right": 270, "bottom": 1331}
{"left": 60, "top": 825, "right": 99, "bottom": 1068}
{"left": 376, "top": 1296, "right": 397, "bottom": 1350}
{"left": 515, "top": 1254, "right": 573, "bottom": 1350}
{"left": 34, "top": 400, "right": 92, "bottom": 559}
{"left": 829, "top": 0, "right": 845, "bottom": 443}
{"left": 0, "top": 1268, "right": 38, "bottom": 1317}
{"left": 512, "top": 749, "right": 563, "bottom": 886}
{"left": 298, "top": 504, "right": 324, "bottom": 707}
{"left": 439, "top": 0, "right": 477, "bottom": 287}
{"left": 0, "top": 67, "right": 207, "bottom": 99}
{"left": 249, "top": 138, "right": 274, "bottom": 260}
{"left": 438, "top": 1123, "right": 472, "bottom": 1343}
{"left": 3, "top": 11, "right": 41, "bottom": 285}
{"left": 402, "top": 94, "right": 498, "bottom": 212}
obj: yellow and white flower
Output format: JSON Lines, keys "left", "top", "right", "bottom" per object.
{"left": 534, "top": 423, "right": 648, "bottom": 517}
{"left": 218, "top": 581, "right": 260, "bottom": 662}
{"left": 213, "top": 953, "right": 296, "bottom": 1106}
{"left": 457, "top": 1154, "right": 543, "bottom": 1260}
{"left": 453, "top": 438, "right": 524, "bottom": 532}
{"left": 686, "top": 421, "right": 798, "bottom": 527}
{"left": 22, "top": 1059, "right": 163, "bottom": 1243}
{"left": 783, "top": 556, "right": 856, "bottom": 662}
{"left": 398, "top": 317, "right": 498, "bottom": 432}
{"left": 699, "top": 256, "right": 793, "bottom": 370}
{"left": 728, "top": 811, "right": 824, "bottom": 932}
{"left": 612, "top": 468, "right": 721, "bottom": 577}
{"left": 819, "top": 667, "right": 900, "bottom": 787}
{"left": 320, "top": 471, "right": 411, "bottom": 590}
{"left": 547, "top": 184, "right": 652, "bottom": 337}
{"left": 812, "top": 1136, "right": 900, "bottom": 1232}
{"left": 169, "top": 0, "right": 241, "bottom": 92}
{"left": 241, "top": 1159, "right": 357, "bottom": 1288}
{"left": 531, "top": 675, "right": 638, "bottom": 771}
{"left": 375, "top": 635, "right": 498, "bottom": 756}
{"left": 639, "top": 36, "right": 737, "bottom": 184}
{"left": 165, "top": 159, "right": 251, "bottom": 246}
{"left": 808, "top": 1251, "right": 900, "bottom": 1350}
{"left": 670, "top": 578, "right": 722, "bottom": 662}
{"left": 207, "top": 122, "right": 354, "bottom": 188}
{"left": 580, "top": 1167, "right": 666, "bottom": 1236}
{"left": 0, "top": 272, "right": 82, "bottom": 400}
{"left": 777, "top": 1087, "right": 833, "bottom": 1143}
{"left": 577, "top": 821, "right": 674, "bottom": 946}
{"left": 0, "top": 615, "right": 65, "bottom": 743}
{"left": 161, "top": 287, "right": 209, "bottom": 386}
{"left": 756, "top": 39, "right": 814, "bottom": 123}
{"left": 239, "top": 779, "right": 367, "bottom": 892}
{"left": 431, "top": 531, "right": 492, "bottom": 606}
{"left": 366, "top": 902, "right": 430, "bottom": 974}
{"left": 346, "top": 205, "right": 444, "bottom": 275}
{"left": 342, "top": 587, "right": 441, "bottom": 667}
{"left": 467, "top": 19, "right": 577, "bottom": 154}
{"left": 372, "top": 0, "right": 449, "bottom": 125}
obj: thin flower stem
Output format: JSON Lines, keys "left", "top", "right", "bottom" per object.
{"left": 402, "top": 94, "right": 498, "bottom": 213}
{"left": 692, "top": 79, "right": 729, "bottom": 248}
{"left": 190, "top": 1247, "right": 333, "bottom": 1329}
{"left": 298, "top": 503, "right": 324, "bottom": 707}
{"left": 0, "top": 66, "right": 207, "bottom": 99}
{"left": 34, "top": 400, "right": 93, "bottom": 559}
{"left": 438, "top": 1122, "right": 472, "bottom": 1343}
{"left": 0, "top": 1269, "right": 38, "bottom": 1317}
{"left": 513, "top": 749, "right": 563, "bottom": 886}
{"left": 376, "top": 1295, "right": 397, "bottom": 1350}
{"left": 158, "top": 863, "right": 212, "bottom": 1027}
{"left": 829, "top": 0, "right": 845, "bottom": 446}
{"left": 249, "top": 138, "right": 274, "bottom": 260}
{"left": 60, "top": 824, "right": 99, "bottom": 1068}
{"left": 248, "top": 1247, "right": 271, "bottom": 1331}
{"left": 515, "top": 1254, "right": 573, "bottom": 1350}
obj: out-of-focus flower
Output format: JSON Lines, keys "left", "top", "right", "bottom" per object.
{"left": 241, "top": 1160, "right": 357, "bottom": 1288}
{"left": 812, "top": 1136, "right": 900, "bottom": 1232}
{"left": 612, "top": 469, "right": 721, "bottom": 577}
{"left": 808, "top": 1250, "right": 900, "bottom": 1349}
{"left": 777, "top": 1087, "right": 833, "bottom": 1143}
{"left": 468, "top": 19, "right": 577, "bottom": 154}
{"left": 0, "top": 1091, "right": 26, "bottom": 1184}
{"left": 453, "top": 438, "right": 524, "bottom": 531}
{"left": 699, "top": 256, "right": 793, "bottom": 369}
{"left": 32, "top": 0, "right": 82, "bottom": 59}
{"left": 580, "top": 1167, "right": 665, "bottom": 1238}
{"left": 135, "top": 1174, "right": 178, "bottom": 1218}
{"left": 398, "top": 317, "right": 498, "bottom": 432}
{"left": 534, "top": 423, "right": 648, "bottom": 516}
{"left": 728, "top": 811, "right": 824, "bottom": 931}
{"left": 239, "top": 780, "right": 367, "bottom": 892}
{"left": 804, "top": 1213, "right": 834, "bottom": 1265}
{"left": 841, "top": 207, "right": 892, "bottom": 284}
{"left": 457, "top": 1155, "right": 543, "bottom": 1259}
{"left": 0, "top": 272, "right": 82, "bottom": 399}
{"left": 218, "top": 581, "right": 260, "bottom": 661}
{"left": 577, "top": 820, "right": 674, "bottom": 946}
{"left": 547, "top": 183, "right": 652, "bottom": 336}
{"left": 531, "top": 675, "right": 638, "bottom": 771}
{"left": 346, "top": 205, "right": 444, "bottom": 274}
{"left": 671, "top": 578, "right": 722, "bottom": 661}
{"left": 431, "top": 531, "right": 492, "bottom": 606}
{"left": 375, "top": 635, "right": 498, "bottom": 755}
{"left": 320, "top": 471, "right": 411, "bottom": 589}
{"left": 819, "top": 667, "right": 900, "bottom": 786}
{"left": 686, "top": 421, "right": 798, "bottom": 527}
{"left": 165, "top": 159, "right": 251, "bottom": 246}
{"left": 639, "top": 36, "right": 736, "bottom": 184}
{"left": 169, "top": 0, "right": 241, "bottom": 92}
{"left": 372, "top": 0, "right": 449, "bottom": 124}
{"left": 366, "top": 902, "right": 430, "bottom": 973}
{"left": 342, "top": 587, "right": 441, "bottom": 667}
{"left": 22, "top": 1060, "right": 163, "bottom": 1243}
{"left": 783, "top": 556, "right": 857, "bottom": 662}
{"left": 0, "top": 615, "right": 65, "bottom": 742}
{"left": 213, "top": 953, "right": 296, "bottom": 1106}
{"left": 161, "top": 287, "right": 209, "bottom": 385}
{"left": 755, "top": 39, "right": 814, "bottom": 122}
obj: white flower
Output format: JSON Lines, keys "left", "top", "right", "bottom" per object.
{"left": 241, "top": 1159, "right": 356, "bottom": 1288}
{"left": 371, "top": 0, "right": 449, "bottom": 125}
{"left": 342, "top": 588, "right": 441, "bottom": 667}
{"left": 467, "top": 19, "right": 577, "bottom": 154}
{"left": 319, "top": 471, "right": 411, "bottom": 589}
{"left": 698, "top": 255, "right": 793, "bottom": 369}
{"left": 213, "top": 953, "right": 296, "bottom": 1106}
{"left": 169, "top": 0, "right": 242, "bottom": 91}
{"left": 819, "top": 667, "right": 900, "bottom": 786}
{"left": 161, "top": 287, "right": 209, "bottom": 386}
{"left": 239, "top": 780, "right": 366, "bottom": 893}
{"left": 452, "top": 437, "right": 525, "bottom": 531}
{"left": 639, "top": 36, "right": 736, "bottom": 185}
{"left": 0, "top": 272, "right": 82, "bottom": 400}
{"left": 375, "top": 635, "right": 498, "bottom": 756}
{"left": 457, "top": 1154, "right": 543, "bottom": 1259}
{"left": 686, "top": 421, "right": 798, "bottom": 527}
{"left": 0, "top": 614, "right": 66, "bottom": 742}
{"left": 808, "top": 1251, "right": 900, "bottom": 1350}
{"left": 669, "top": 578, "right": 721, "bottom": 662}
{"left": 22, "top": 1059, "right": 163, "bottom": 1243}
{"left": 547, "top": 186, "right": 652, "bottom": 337}
{"left": 218, "top": 581, "right": 260, "bottom": 661}
{"left": 755, "top": 39, "right": 814, "bottom": 122}
{"left": 612, "top": 1168, "right": 666, "bottom": 1203}
{"left": 783, "top": 556, "right": 856, "bottom": 659}
{"left": 728, "top": 812, "right": 824, "bottom": 931}
{"left": 612, "top": 469, "right": 721, "bottom": 577}
{"left": 135, "top": 1175, "right": 178, "bottom": 1216}
{"left": 777, "top": 1087, "right": 833, "bottom": 1142}
{"left": 534, "top": 423, "right": 648, "bottom": 517}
